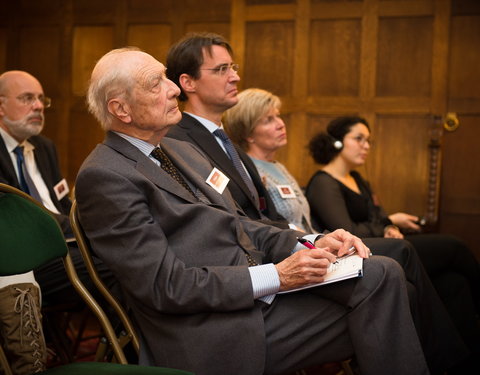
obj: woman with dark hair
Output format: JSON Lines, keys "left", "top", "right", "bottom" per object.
{"left": 306, "top": 116, "right": 480, "bottom": 366}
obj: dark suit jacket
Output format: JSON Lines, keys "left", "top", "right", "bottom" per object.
{"left": 0, "top": 134, "right": 72, "bottom": 235}
{"left": 75, "top": 132, "right": 300, "bottom": 374}
{"left": 166, "top": 113, "right": 288, "bottom": 228}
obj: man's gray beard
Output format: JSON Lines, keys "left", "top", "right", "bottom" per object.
{"left": 2, "top": 114, "right": 44, "bottom": 141}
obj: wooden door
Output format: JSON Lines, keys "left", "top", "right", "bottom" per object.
{"left": 439, "top": 0, "right": 480, "bottom": 259}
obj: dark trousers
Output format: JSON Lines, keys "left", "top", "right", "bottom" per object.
{"left": 362, "top": 238, "right": 469, "bottom": 374}
{"left": 263, "top": 256, "right": 429, "bottom": 375}
{"left": 33, "top": 243, "right": 120, "bottom": 309}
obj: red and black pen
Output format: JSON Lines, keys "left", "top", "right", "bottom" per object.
{"left": 297, "top": 237, "right": 316, "bottom": 249}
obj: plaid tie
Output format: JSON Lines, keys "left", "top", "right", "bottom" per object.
{"left": 213, "top": 128, "right": 260, "bottom": 208}
{"left": 151, "top": 147, "right": 196, "bottom": 198}
{"left": 13, "top": 146, "right": 43, "bottom": 202}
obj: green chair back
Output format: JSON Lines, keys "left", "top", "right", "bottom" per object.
{"left": 0, "top": 191, "right": 68, "bottom": 275}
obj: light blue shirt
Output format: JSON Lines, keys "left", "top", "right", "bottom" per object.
{"left": 114, "top": 131, "right": 320, "bottom": 303}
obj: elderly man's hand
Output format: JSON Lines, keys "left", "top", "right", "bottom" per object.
{"left": 315, "top": 229, "right": 371, "bottom": 259}
{"left": 275, "top": 248, "right": 336, "bottom": 291}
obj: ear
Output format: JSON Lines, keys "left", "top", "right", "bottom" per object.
{"left": 107, "top": 99, "right": 132, "bottom": 123}
{"left": 179, "top": 73, "right": 196, "bottom": 95}
{"left": 246, "top": 136, "right": 255, "bottom": 144}
{"left": 0, "top": 97, "right": 6, "bottom": 116}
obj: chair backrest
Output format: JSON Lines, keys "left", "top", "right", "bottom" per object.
{"left": 0, "top": 183, "right": 127, "bottom": 365}
{"left": 0, "top": 186, "right": 68, "bottom": 275}
{"left": 69, "top": 199, "right": 141, "bottom": 356}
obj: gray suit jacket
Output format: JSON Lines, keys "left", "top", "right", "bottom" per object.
{"left": 75, "top": 132, "right": 300, "bottom": 375}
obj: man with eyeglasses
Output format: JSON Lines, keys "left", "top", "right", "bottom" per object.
{"left": 166, "top": 32, "right": 289, "bottom": 229}
{"left": 0, "top": 70, "right": 118, "bottom": 372}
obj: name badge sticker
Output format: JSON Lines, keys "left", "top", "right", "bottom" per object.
{"left": 54, "top": 178, "right": 69, "bottom": 200}
{"left": 206, "top": 167, "right": 230, "bottom": 194}
{"left": 276, "top": 185, "right": 296, "bottom": 199}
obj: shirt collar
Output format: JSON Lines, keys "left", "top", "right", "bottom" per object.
{"left": 0, "top": 127, "right": 34, "bottom": 153}
{"left": 184, "top": 112, "right": 224, "bottom": 134}
{"left": 114, "top": 131, "right": 157, "bottom": 157}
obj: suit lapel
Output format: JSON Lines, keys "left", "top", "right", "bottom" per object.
{"left": 104, "top": 132, "right": 198, "bottom": 204}
{"left": 178, "top": 114, "right": 258, "bottom": 206}
{"left": 0, "top": 136, "right": 19, "bottom": 186}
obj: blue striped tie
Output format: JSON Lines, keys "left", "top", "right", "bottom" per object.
{"left": 213, "top": 128, "right": 260, "bottom": 208}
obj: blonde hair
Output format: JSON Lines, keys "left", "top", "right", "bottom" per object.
{"left": 223, "top": 88, "right": 281, "bottom": 151}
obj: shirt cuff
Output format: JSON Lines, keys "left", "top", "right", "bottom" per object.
{"left": 248, "top": 263, "right": 280, "bottom": 303}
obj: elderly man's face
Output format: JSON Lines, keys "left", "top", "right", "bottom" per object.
{"left": 0, "top": 73, "right": 45, "bottom": 142}
{"left": 129, "top": 57, "right": 181, "bottom": 135}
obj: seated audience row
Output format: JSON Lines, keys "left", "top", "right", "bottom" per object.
{"left": 75, "top": 34, "right": 467, "bottom": 375}
{"left": 0, "top": 32, "right": 476, "bottom": 374}
{"left": 223, "top": 87, "right": 479, "bottom": 372}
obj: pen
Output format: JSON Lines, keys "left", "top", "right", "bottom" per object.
{"left": 297, "top": 237, "right": 316, "bottom": 249}
{"left": 336, "top": 246, "right": 356, "bottom": 261}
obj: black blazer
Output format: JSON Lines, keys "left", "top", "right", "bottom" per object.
{"left": 0, "top": 133, "right": 72, "bottom": 236}
{"left": 166, "top": 113, "right": 288, "bottom": 228}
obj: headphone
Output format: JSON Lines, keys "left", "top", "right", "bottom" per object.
{"left": 333, "top": 139, "right": 343, "bottom": 150}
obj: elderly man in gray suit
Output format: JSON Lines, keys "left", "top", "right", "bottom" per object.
{"left": 75, "top": 47, "right": 463, "bottom": 375}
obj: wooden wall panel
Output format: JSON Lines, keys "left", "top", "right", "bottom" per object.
{"left": 128, "top": 0, "right": 172, "bottom": 21}
{"left": 185, "top": 23, "right": 231, "bottom": 40}
{"left": 127, "top": 24, "right": 172, "bottom": 62}
{"left": 17, "top": 0, "right": 63, "bottom": 18}
{"left": 243, "top": 21, "right": 294, "bottom": 95}
{"left": 448, "top": 15, "right": 480, "bottom": 99}
{"left": 376, "top": 16, "right": 433, "bottom": 97}
{"left": 18, "top": 27, "right": 61, "bottom": 97}
{"left": 309, "top": 19, "right": 361, "bottom": 96}
{"left": 68, "top": 110, "right": 105, "bottom": 179}
{"left": 368, "top": 116, "right": 431, "bottom": 216}
{"left": 72, "top": 26, "right": 114, "bottom": 96}
{"left": 247, "top": 0, "right": 294, "bottom": 5}
{"left": 441, "top": 116, "right": 480, "bottom": 215}
{"left": 0, "top": 28, "right": 6, "bottom": 72}
{"left": 184, "top": 0, "right": 231, "bottom": 22}
{"left": 442, "top": 6, "right": 480, "bottom": 259}
{"left": 73, "top": 0, "right": 119, "bottom": 21}
{"left": 440, "top": 115, "right": 480, "bottom": 256}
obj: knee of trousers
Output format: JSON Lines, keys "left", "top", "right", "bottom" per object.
{"left": 362, "top": 256, "right": 407, "bottom": 291}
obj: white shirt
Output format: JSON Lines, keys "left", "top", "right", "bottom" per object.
{"left": 0, "top": 127, "right": 60, "bottom": 214}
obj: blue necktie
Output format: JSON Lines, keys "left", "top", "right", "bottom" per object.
{"left": 213, "top": 128, "right": 260, "bottom": 208}
{"left": 13, "top": 146, "right": 43, "bottom": 202}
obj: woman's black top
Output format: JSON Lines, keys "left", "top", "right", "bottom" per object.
{"left": 305, "top": 170, "right": 392, "bottom": 236}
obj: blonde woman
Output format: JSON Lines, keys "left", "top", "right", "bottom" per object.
{"left": 224, "top": 88, "right": 314, "bottom": 232}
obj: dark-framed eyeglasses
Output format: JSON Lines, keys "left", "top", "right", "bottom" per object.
{"left": 201, "top": 63, "right": 239, "bottom": 76}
